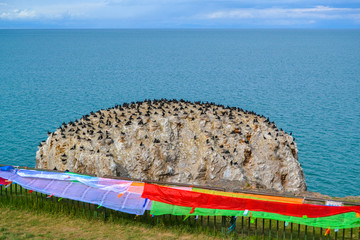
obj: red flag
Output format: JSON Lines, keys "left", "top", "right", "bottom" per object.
{"left": 0, "top": 177, "right": 11, "bottom": 186}
{"left": 142, "top": 183, "right": 360, "bottom": 218}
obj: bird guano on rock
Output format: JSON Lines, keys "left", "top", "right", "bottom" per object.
{"left": 36, "top": 99, "right": 306, "bottom": 194}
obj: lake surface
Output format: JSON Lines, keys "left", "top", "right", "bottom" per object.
{"left": 0, "top": 29, "right": 359, "bottom": 197}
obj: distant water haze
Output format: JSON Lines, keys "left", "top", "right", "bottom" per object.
{"left": 0, "top": 29, "right": 359, "bottom": 197}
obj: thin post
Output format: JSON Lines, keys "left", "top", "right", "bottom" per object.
{"left": 51, "top": 196, "right": 54, "bottom": 213}
{"left": 248, "top": 217, "right": 250, "bottom": 240}
{"left": 35, "top": 191, "right": 38, "bottom": 209}
{"left": 312, "top": 226, "right": 315, "bottom": 240}
{"left": 73, "top": 200, "right": 76, "bottom": 215}
{"left": 88, "top": 203, "right": 91, "bottom": 220}
{"left": 262, "top": 218, "right": 265, "bottom": 240}
{"left": 241, "top": 216, "right": 244, "bottom": 237}
{"left": 221, "top": 216, "right": 226, "bottom": 234}
{"left": 214, "top": 216, "right": 216, "bottom": 232}
{"left": 57, "top": 196, "right": 60, "bottom": 213}
{"left": 305, "top": 225, "right": 308, "bottom": 240}
{"left": 248, "top": 216, "right": 251, "bottom": 240}
{"left": 342, "top": 229, "right": 345, "bottom": 240}
{"left": 320, "top": 228, "right": 323, "bottom": 240}
{"left": 269, "top": 219, "right": 272, "bottom": 240}
{"left": 25, "top": 186, "right": 28, "bottom": 207}
{"left": 283, "top": 221, "right": 286, "bottom": 240}
{"left": 19, "top": 185, "right": 23, "bottom": 208}
{"left": 290, "top": 222, "right": 293, "bottom": 240}
{"left": 254, "top": 218, "right": 257, "bottom": 238}
{"left": 40, "top": 193, "right": 44, "bottom": 207}
{"left": 68, "top": 198, "right": 71, "bottom": 215}
{"left": 298, "top": 224, "right": 300, "bottom": 240}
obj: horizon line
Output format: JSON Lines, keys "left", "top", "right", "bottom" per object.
{"left": 1, "top": 27, "right": 360, "bottom": 30}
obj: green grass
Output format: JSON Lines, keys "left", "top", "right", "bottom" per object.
{"left": 0, "top": 205, "right": 223, "bottom": 240}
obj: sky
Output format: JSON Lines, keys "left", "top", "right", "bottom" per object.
{"left": 0, "top": 0, "right": 359, "bottom": 28}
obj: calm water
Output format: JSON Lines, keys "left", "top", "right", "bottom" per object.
{"left": 0, "top": 29, "right": 359, "bottom": 197}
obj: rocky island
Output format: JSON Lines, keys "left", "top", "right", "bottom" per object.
{"left": 36, "top": 99, "right": 306, "bottom": 194}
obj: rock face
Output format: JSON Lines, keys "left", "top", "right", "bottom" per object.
{"left": 36, "top": 99, "right": 306, "bottom": 193}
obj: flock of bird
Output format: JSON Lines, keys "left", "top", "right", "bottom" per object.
{"left": 37, "top": 99, "right": 295, "bottom": 172}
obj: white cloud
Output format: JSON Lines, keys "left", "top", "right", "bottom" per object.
{"left": 0, "top": 1, "right": 359, "bottom": 27}
{"left": 204, "top": 6, "right": 360, "bottom": 21}
{"left": 1, "top": 2, "right": 108, "bottom": 21}
{"left": 31, "top": 2, "right": 106, "bottom": 19}
{"left": 0, "top": 1, "right": 157, "bottom": 21}
{"left": 0, "top": 9, "right": 36, "bottom": 20}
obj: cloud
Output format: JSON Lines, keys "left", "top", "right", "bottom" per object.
{"left": 0, "top": 9, "right": 36, "bottom": 20}
{"left": 0, "top": 1, "right": 359, "bottom": 28}
{"left": 0, "top": 1, "right": 164, "bottom": 22}
{"left": 204, "top": 5, "right": 360, "bottom": 22}
{"left": 0, "top": 1, "right": 108, "bottom": 21}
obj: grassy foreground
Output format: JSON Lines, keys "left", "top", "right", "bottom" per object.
{"left": 1, "top": 185, "right": 358, "bottom": 240}
{"left": 0, "top": 206, "right": 217, "bottom": 240}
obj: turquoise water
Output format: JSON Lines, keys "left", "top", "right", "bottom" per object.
{"left": 0, "top": 29, "right": 359, "bottom": 197}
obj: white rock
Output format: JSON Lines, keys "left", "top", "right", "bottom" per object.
{"left": 36, "top": 100, "right": 306, "bottom": 193}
